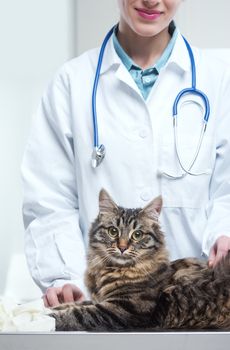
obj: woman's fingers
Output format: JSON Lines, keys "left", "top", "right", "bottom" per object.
{"left": 208, "top": 245, "right": 216, "bottom": 268}
{"left": 62, "top": 284, "right": 84, "bottom": 303}
{"left": 43, "top": 287, "right": 62, "bottom": 307}
{"left": 43, "top": 284, "right": 85, "bottom": 307}
{"left": 208, "top": 235, "right": 230, "bottom": 268}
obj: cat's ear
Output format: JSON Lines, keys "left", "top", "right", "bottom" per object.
{"left": 139, "top": 195, "right": 162, "bottom": 220}
{"left": 99, "top": 188, "right": 118, "bottom": 216}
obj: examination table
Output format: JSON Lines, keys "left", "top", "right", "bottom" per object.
{"left": 0, "top": 331, "right": 230, "bottom": 350}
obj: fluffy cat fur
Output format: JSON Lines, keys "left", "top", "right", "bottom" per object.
{"left": 51, "top": 189, "right": 230, "bottom": 331}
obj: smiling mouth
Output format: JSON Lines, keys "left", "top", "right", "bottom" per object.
{"left": 135, "top": 8, "right": 162, "bottom": 20}
{"left": 136, "top": 8, "right": 161, "bottom": 14}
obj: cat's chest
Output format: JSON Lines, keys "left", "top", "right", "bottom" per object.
{"left": 90, "top": 268, "right": 138, "bottom": 302}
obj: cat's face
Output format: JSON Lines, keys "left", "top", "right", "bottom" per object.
{"left": 88, "top": 189, "right": 165, "bottom": 268}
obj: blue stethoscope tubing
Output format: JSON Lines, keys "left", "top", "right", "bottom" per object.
{"left": 173, "top": 37, "right": 210, "bottom": 122}
{"left": 91, "top": 26, "right": 211, "bottom": 176}
{"left": 91, "top": 27, "right": 114, "bottom": 168}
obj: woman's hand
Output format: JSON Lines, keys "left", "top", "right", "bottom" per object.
{"left": 208, "top": 235, "right": 230, "bottom": 268}
{"left": 43, "top": 283, "right": 85, "bottom": 307}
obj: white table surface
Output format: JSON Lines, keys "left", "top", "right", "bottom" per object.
{"left": 0, "top": 331, "right": 229, "bottom": 350}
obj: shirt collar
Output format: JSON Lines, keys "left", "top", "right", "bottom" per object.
{"left": 112, "top": 22, "right": 178, "bottom": 73}
{"left": 100, "top": 27, "right": 191, "bottom": 75}
{"left": 113, "top": 31, "right": 133, "bottom": 71}
{"left": 154, "top": 25, "right": 178, "bottom": 73}
{"left": 99, "top": 34, "right": 121, "bottom": 75}
{"left": 165, "top": 30, "right": 191, "bottom": 72}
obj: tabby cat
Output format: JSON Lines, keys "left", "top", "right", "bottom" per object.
{"left": 51, "top": 189, "right": 230, "bottom": 331}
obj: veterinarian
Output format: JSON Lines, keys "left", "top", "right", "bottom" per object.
{"left": 21, "top": 0, "right": 230, "bottom": 307}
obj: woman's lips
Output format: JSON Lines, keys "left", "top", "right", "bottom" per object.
{"left": 135, "top": 8, "right": 162, "bottom": 21}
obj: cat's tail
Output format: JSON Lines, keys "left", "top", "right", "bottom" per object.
{"left": 213, "top": 251, "right": 230, "bottom": 281}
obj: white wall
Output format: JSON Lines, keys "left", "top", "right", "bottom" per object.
{"left": 1, "top": 0, "right": 230, "bottom": 300}
{"left": 75, "top": 0, "right": 230, "bottom": 54}
{"left": 176, "top": 0, "right": 230, "bottom": 48}
{"left": 75, "top": 0, "right": 119, "bottom": 54}
{"left": 0, "top": 0, "right": 75, "bottom": 298}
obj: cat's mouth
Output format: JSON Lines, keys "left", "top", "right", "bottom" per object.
{"left": 103, "top": 247, "right": 137, "bottom": 267}
{"left": 108, "top": 250, "right": 136, "bottom": 266}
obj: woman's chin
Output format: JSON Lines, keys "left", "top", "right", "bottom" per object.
{"left": 130, "top": 22, "right": 163, "bottom": 38}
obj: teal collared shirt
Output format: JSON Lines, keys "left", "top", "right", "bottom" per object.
{"left": 113, "top": 24, "right": 178, "bottom": 100}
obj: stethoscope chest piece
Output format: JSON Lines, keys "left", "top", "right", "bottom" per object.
{"left": 91, "top": 144, "right": 106, "bottom": 168}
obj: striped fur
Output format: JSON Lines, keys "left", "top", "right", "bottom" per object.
{"left": 51, "top": 189, "right": 230, "bottom": 331}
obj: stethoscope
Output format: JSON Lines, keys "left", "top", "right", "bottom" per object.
{"left": 91, "top": 26, "right": 210, "bottom": 180}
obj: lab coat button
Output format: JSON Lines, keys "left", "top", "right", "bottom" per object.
{"left": 140, "top": 191, "right": 152, "bottom": 201}
{"left": 139, "top": 129, "right": 148, "bottom": 138}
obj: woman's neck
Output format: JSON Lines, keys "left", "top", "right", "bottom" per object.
{"left": 117, "top": 23, "right": 171, "bottom": 69}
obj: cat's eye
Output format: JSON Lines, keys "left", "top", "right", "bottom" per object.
{"left": 108, "top": 226, "right": 119, "bottom": 239}
{"left": 131, "top": 230, "right": 144, "bottom": 242}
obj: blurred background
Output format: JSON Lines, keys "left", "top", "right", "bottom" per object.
{"left": 0, "top": 0, "right": 230, "bottom": 302}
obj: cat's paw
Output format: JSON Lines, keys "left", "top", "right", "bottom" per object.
{"left": 52, "top": 302, "right": 75, "bottom": 311}
{"left": 49, "top": 311, "right": 66, "bottom": 331}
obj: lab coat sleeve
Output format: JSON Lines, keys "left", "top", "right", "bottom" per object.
{"left": 21, "top": 66, "right": 87, "bottom": 295}
{"left": 202, "top": 69, "right": 230, "bottom": 256}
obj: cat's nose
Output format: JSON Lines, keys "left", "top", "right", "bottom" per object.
{"left": 119, "top": 246, "right": 127, "bottom": 254}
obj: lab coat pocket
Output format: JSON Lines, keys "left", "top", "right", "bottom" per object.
{"left": 160, "top": 135, "right": 215, "bottom": 208}
{"left": 54, "top": 232, "right": 86, "bottom": 279}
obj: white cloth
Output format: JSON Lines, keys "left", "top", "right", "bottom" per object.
{"left": 21, "top": 32, "right": 230, "bottom": 295}
{"left": 0, "top": 298, "right": 55, "bottom": 332}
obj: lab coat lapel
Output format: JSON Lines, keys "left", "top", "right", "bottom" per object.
{"left": 146, "top": 32, "right": 208, "bottom": 169}
{"left": 145, "top": 33, "right": 193, "bottom": 149}
{"left": 115, "top": 64, "right": 143, "bottom": 99}
{"left": 167, "top": 32, "right": 191, "bottom": 73}
{"left": 146, "top": 33, "right": 191, "bottom": 103}
{"left": 100, "top": 36, "right": 144, "bottom": 99}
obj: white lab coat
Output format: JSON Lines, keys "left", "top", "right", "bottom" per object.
{"left": 22, "top": 32, "right": 230, "bottom": 296}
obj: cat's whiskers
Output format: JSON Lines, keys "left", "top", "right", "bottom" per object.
{"left": 127, "top": 251, "right": 137, "bottom": 258}
{"left": 89, "top": 252, "right": 111, "bottom": 268}
{"left": 106, "top": 248, "right": 117, "bottom": 253}
{"left": 99, "top": 251, "right": 114, "bottom": 266}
